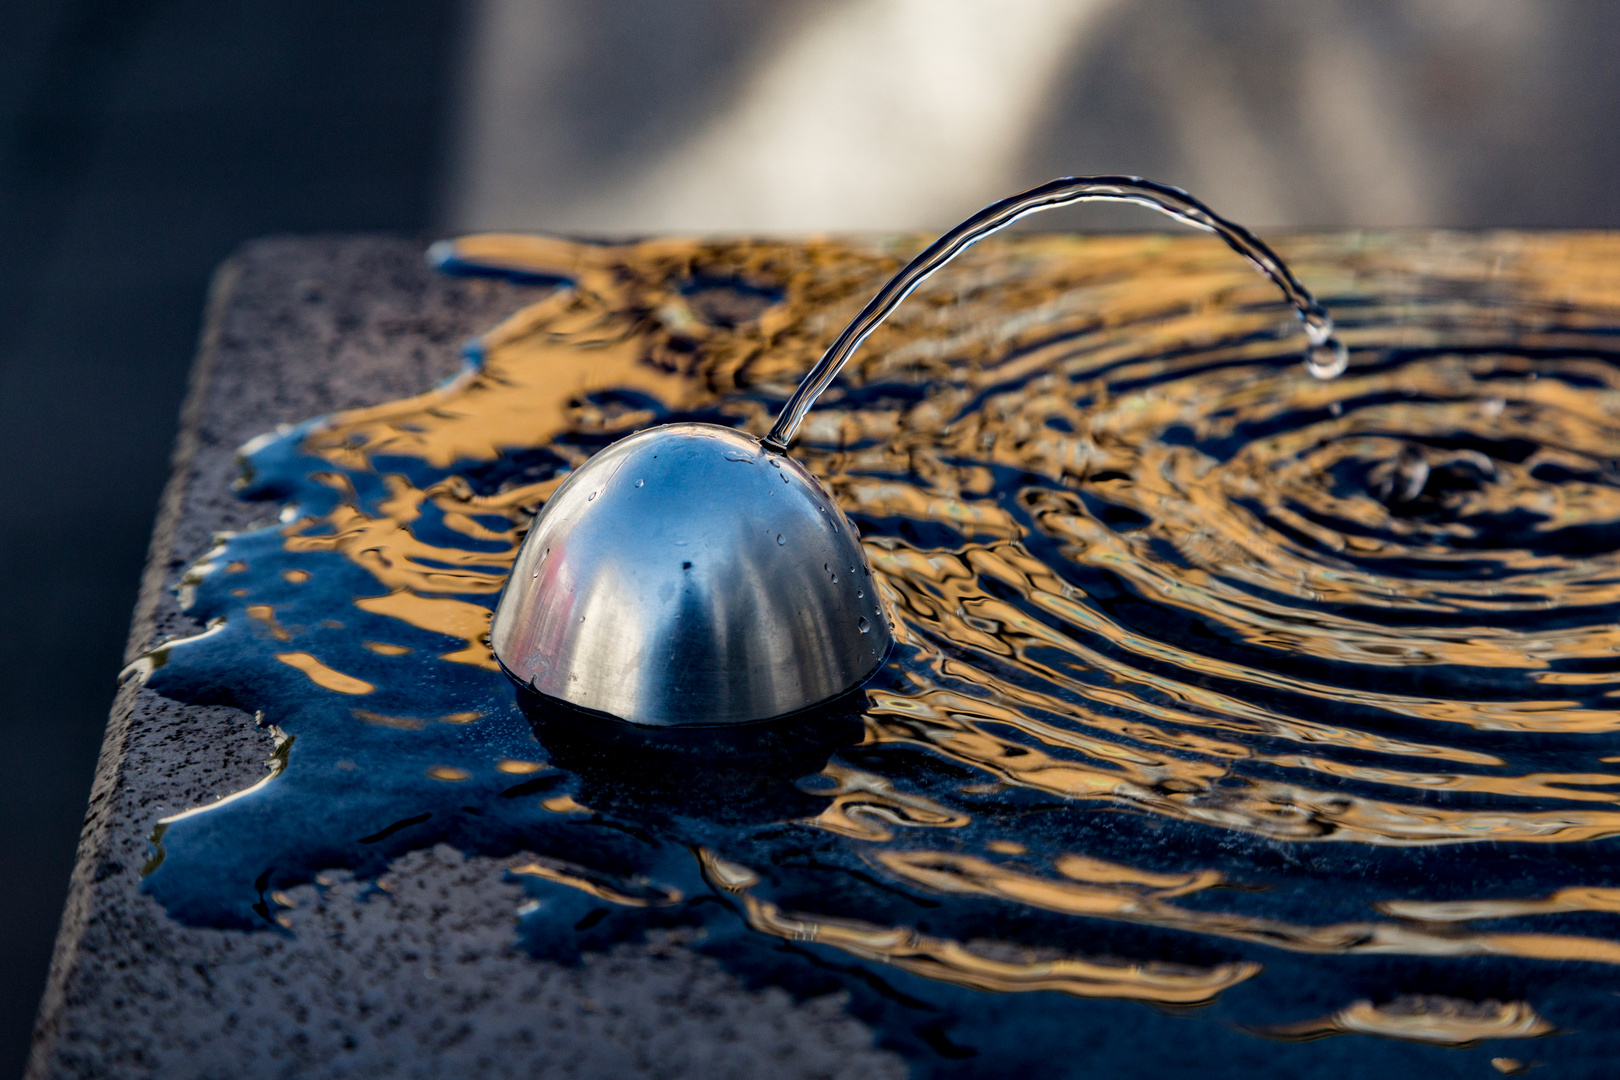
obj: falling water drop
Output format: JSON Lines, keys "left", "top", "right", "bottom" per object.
{"left": 1306, "top": 338, "right": 1349, "bottom": 380}
{"left": 1301, "top": 308, "right": 1333, "bottom": 346}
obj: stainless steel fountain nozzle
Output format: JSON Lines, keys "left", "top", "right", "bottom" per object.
{"left": 491, "top": 175, "right": 1342, "bottom": 725}
{"left": 491, "top": 424, "right": 893, "bottom": 726}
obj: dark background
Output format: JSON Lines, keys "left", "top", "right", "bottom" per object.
{"left": 0, "top": 2, "right": 463, "bottom": 1074}
{"left": 3, "top": 1, "right": 1620, "bottom": 1076}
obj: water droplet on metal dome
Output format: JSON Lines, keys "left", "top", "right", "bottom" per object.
{"left": 635, "top": 478, "right": 644, "bottom": 488}
{"left": 776, "top": 534, "right": 785, "bottom": 545}
{"left": 858, "top": 616, "right": 870, "bottom": 634}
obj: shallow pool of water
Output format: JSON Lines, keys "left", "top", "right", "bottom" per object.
{"left": 135, "top": 230, "right": 1620, "bottom": 1077}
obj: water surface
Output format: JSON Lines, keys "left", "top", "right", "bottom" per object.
{"left": 135, "top": 230, "right": 1620, "bottom": 1077}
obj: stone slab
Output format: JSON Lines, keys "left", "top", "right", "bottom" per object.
{"left": 27, "top": 236, "right": 905, "bottom": 1080}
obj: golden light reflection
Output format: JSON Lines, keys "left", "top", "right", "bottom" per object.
{"left": 274, "top": 652, "right": 374, "bottom": 695}
{"left": 803, "top": 761, "right": 969, "bottom": 841}
{"left": 510, "top": 856, "right": 683, "bottom": 907}
{"left": 863, "top": 680, "right": 1620, "bottom": 846}
{"left": 1256, "top": 996, "right": 1553, "bottom": 1046}
{"left": 1378, "top": 886, "right": 1620, "bottom": 923}
{"left": 496, "top": 759, "right": 548, "bottom": 775}
{"left": 245, "top": 604, "right": 292, "bottom": 642}
{"left": 697, "top": 849, "right": 1259, "bottom": 1006}
{"left": 871, "top": 850, "right": 1620, "bottom": 967}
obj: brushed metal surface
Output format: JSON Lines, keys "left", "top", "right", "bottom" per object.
{"left": 491, "top": 423, "right": 892, "bottom": 725}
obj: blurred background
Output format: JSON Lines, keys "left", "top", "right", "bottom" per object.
{"left": 1, "top": 0, "right": 1617, "bottom": 1073}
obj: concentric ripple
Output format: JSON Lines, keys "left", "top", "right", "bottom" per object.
{"left": 133, "top": 231, "right": 1620, "bottom": 1076}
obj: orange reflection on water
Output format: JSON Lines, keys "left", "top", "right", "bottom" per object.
{"left": 274, "top": 651, "right": 374, "bottom": 695}
{"left": 874, "top": 851, "right": 1620, "bottom": 966}
{"left": 698, "top": 850, "right": 1259, "bottom": 1006}
{"left": 510, "top": 855, "right": 683, "bottom": 907}
{"left": 864, "top": 682, "right": 1620, "bottom": 846}
{"left": 1256, "top": 995, "right": 1553, "bottom": 1046}
{"left": 802, "top": 761, "right": 969, "bottom": 842}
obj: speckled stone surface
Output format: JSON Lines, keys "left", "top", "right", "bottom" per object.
{"left": 27, "top": 237, "right": 905, "bottom": 1080}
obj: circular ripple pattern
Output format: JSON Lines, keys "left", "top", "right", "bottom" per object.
{"left": 825, "top": 298, "right": 1620, "bottom": 849}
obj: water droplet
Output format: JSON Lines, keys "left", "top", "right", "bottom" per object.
{"left": 770, "top": 458, "right": 782, "bottom": 469}
{"left": 587, "top": 490, "right": 597, "bottom": 501}
{"left": 776, "top": 534, "right": 785, "bottom": 545}
{"left": 858, "top": 616, "right": 870, "bottom": 634}
{"left": 635, "top": 478, "right": 644, "bottom": 488}
{"left": 832, "top": 572, "right": 839, "bottom": 583}
{"left": 1306, "top": 338, "right": 1348, "bottom": 380}
{"left": 857, "top": 589, "right": 864, "bottom": 598}
{"left": 1302, "top": 308, "right": 1333, "bottom": 346}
